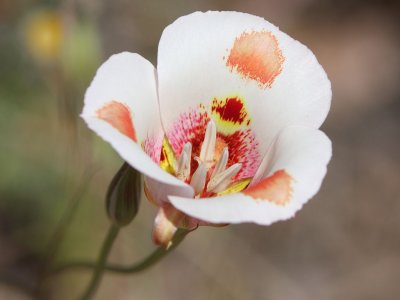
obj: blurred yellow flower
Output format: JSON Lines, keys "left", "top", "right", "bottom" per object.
{"left": 24, "top": 10, "right": 63, "bottom": 62}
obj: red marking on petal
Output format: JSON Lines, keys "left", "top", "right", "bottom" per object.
{"left": 244, "top": 169, "right": 293, "bottom": 205}
{"left": 226, "top": 31, "right": 285, "bottom": 88}
{"left": 97, "top": 101, "right": 137, "bottom": 142}
{"left": 211, "top": 97, "right": 249, "bottom": 125}
{"left": 160, "top": 147, "right": 166, "bottom": 162}
{"left": 219, "top": 129, "right": 260, "bottom": 180}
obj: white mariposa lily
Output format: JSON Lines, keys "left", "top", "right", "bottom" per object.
{"left": 82, "top": 11, "right": 332, "bottom": 247}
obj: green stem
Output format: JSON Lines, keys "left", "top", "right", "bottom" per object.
{"left": 79, "top": 224, "right": 120, "bottom": 300}
{"left": 53, "top": 229, "right": 189, "bottom": 275}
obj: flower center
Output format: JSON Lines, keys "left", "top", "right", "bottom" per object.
{"left": 175, "top": 120, "right": 242, "bottom": 197}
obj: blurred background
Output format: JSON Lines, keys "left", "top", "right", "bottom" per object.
{"left": 1, "top": 0, "right": 399, "bottom": 299}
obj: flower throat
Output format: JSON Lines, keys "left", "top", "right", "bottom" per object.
{"left": 160, "top": 120, "right": 251, "bottom": 198}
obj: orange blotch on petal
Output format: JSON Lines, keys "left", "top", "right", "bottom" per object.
{"left": 226, "top": 31, "right": 285, "bottom": 88}
{"left": 244, "top": 169, "right": 293, "bottom": 205}
{"left": 97, "top": 101, "right": 137, "bottom": 141}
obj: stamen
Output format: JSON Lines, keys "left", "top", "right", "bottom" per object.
{"left": 211, "top": 147, "right": 228, "bottom": 179}
{"left": 190, "top": 163, "right": 207, "bottom": 195}
{"left": 199, "top": 120, "right": 216, "bottom": 165}
{"left": 176, "top": 151, "right": 189, "bottom": 181}
{"left": 176, "top": 142, "right": 192, "bottom": 181}
{"left": 207, "top": 163, "right": 242, "bottom": 193}
{"left": 182, "top": 142, "right": 192, "bottom": 161}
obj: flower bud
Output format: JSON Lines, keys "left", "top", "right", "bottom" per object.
{"left": 106, "top": 162, "right": 141, "bottom": 227}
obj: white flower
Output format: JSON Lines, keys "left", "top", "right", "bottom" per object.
{"left": 82, "top": 11, "right": 332, "bottom": 247}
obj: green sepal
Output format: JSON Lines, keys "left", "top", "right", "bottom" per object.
{"left": 106, "top": 162, "right": 141, "bottom": 227}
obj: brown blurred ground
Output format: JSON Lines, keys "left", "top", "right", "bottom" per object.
{"left": 0, "top": 0, "right": 399, "bottom": 299}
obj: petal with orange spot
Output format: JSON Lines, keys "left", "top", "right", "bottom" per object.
{"left": 243, "top": 169, "right": 293, "bottom": 205}
{"left": 226, "top": 31, "right": 285, "bottom": 88}
{"left": 97, "top": 100, "right": 137, "bottom": 141}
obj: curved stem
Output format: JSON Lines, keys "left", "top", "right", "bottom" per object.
{"left": 79, "top": 224, "right": 120, "bottom": 300}
{"left": 53, "top": 229, "right": 189, "bottom": 275}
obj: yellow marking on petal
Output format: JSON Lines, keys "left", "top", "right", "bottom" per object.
{"left": 159, "top": 136, "right": 177, "bottom": 175}
{"left": 217, "top": 178, "right": 252, "bottom": 196}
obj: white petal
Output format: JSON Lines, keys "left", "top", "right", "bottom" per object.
{"left": 144, "top": 176, "right": 194, "bottom": 206}
{"left": 158, "top": 11, "right": 331, "bottom": 158}
{"left": 169, "top": 126, "right": 332, "bottom": 225}
{"left": 81, "top": 52, "right": 192, "bottom": 193}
